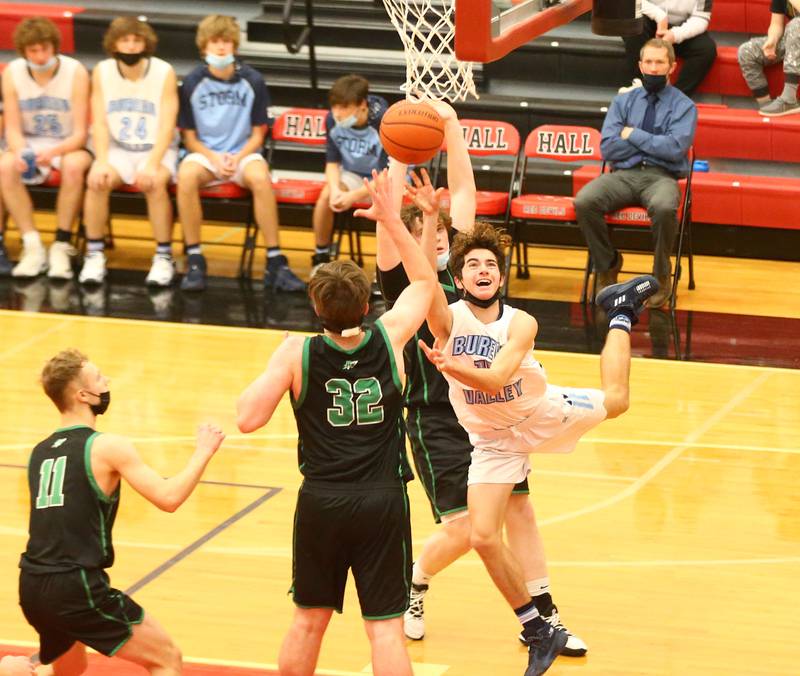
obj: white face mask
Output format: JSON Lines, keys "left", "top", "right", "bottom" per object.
{"left": 336, "top": 113, "right": 358, "bottom": 129}
{"left": 27, "top": 56, "right": 57, "bottom": 72}
{"left": 436, "top": 250, "right": 450, "bottom": 272}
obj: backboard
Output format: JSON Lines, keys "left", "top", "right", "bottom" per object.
{"left": 455, "top": 0, "right": 592, "bottom": 63}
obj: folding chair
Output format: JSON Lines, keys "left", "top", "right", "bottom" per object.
{"left": 267, "top": 107, "right": 368, "bottom": 267}
{"left": 509, "top": 124, "right": 602, "bottom": 279}
{"left": 433, "top": 118, "right": 520, "bottom": 229}
{"left": 256, "top": 106, "right": 329, "bottom": 274}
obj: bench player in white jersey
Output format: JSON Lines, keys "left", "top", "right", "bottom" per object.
{"left": 78, "top": 17, "right": 179, "bottom": 288}
{"left": 0, "top": 17, "right": 91, "bottom": 280}
{"left": 420, "top": 222, "right": 658, "bottom": 675}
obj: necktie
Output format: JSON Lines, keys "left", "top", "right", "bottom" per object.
{"left": 641, "top": 93, "right": 658, "bottom": 134}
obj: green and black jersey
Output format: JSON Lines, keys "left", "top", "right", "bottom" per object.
{"left": 291, "top": 320, "right": 407, "bottom": 485}
{"left": 378, "top": 263, "right": 460, "bottom": 409}
{"left": 21, "top": 425, "right": 119, "bottom": 574}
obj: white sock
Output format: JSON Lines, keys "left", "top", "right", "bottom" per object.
{"left": 412, "top": 561, "right": 432, "bottom": 586}
{"left": 22, "top": 231, "right": 42, "bottom": 249}
{"left": 526, "top": 577, "right": 550, "bottom": 597}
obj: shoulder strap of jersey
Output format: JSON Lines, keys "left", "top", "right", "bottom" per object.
{"left": 292, "top": 337, "right": 312, "bottom": 410}
{"left": 83, "top": 430, "right": 116, "bottom": 505}
{"left": 374, "top": 319, "right": 403, "bottom": 395}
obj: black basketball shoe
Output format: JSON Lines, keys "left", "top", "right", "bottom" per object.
{"left": 522, "top": 622, "right": 568, "bottom": 676}
{"left": 596, "top": 274, "right": 659, "bottom": 324}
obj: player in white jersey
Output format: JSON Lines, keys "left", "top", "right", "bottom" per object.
{"left": 420, "top": 221, "right": 659, "bottom": 676}
{"left": 0, "top": 17, "right": 91, "bottom": 280}
{"left": 78, "top": 17, "right": 179, "bottom": 288}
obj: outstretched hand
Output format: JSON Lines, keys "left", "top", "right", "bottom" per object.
{"left": 424, "top": 98, "right": 458, "bottom": 124}
{"left": 405, "top": 168, "right": 444, "bottom": 216}
{"left": 418, "top": 338, "right": 453, "bottom": 374}
{"left": 353, "top": 169, "right": 401, "bottom": 225}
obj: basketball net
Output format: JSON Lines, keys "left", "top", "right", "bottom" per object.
{"left": 380, "top": 0, "right": 478, "bottom": 102}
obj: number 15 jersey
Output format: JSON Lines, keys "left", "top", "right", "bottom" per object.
{"left": 291, "top": 321, "right": 407, "bottom": 486}
{"left": 97, "top": 57, "right": 173, "bottom": 152}
{"left": 21, "top": 425, "right": 119, "bottom": 574}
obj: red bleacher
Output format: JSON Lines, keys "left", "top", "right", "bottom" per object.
{"left": 695, "top": 104, "right": 800, "bottom": 162}
{"left": 0, "top": 4, "right": 84, "bottom": 53}
{"left": 709, "top": 0, "right": 773, "bottom": 33}
{"left": 691, "top": 46, "right": 784, "bottom": 99}
{"left": 573, "top": 166, "right": 800, "bottom": 231}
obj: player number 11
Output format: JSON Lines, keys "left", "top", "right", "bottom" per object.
{"left": 35, "top": 456, "right": 67, "bottom": 509}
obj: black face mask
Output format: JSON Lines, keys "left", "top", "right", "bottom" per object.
{"left": 462, "top": 288, "right": 503, "bottom": 309}
{"left": 642, "top": 73, "right": 668, "bottom": 94}
{"left": 85, "top": 391, "right": 111, "bottom": 416}
{"left": 113, "top": 52, "right": 145, "bottom": 67}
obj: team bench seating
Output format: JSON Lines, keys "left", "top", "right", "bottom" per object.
{"left": 695, "top": 104, "right": 800, "bottom": 162}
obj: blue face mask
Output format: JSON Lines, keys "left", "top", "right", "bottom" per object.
{"left": 205, "top": 53, "right": 235, "bottom": 69}
{"left": 336, "top": 114, "right": 358, "bottom": 129}
{"left": 27, "top": 56, "right": 57, "bottom": 72}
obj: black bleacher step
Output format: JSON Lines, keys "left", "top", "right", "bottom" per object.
{"left": 259, "top": 0, "right": 392, "bottom": 22}
{"left": 486, "top": 37, "right": 625, "bottom": 88}
{"left": 73, "top": 8, "right": 202, "bottom": 61}
{"left": 248, "top": 8, "right": 401, "bottom": 50}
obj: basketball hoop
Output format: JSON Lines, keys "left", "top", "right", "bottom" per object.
{"left": 380, "top": 0, "right": 478, "bottom": 102}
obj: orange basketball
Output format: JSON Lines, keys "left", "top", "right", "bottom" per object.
{"left": 379, "top": 101, "right": 445, "bottom": 165}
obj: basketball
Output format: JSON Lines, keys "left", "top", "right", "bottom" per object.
{"left": 379, "top": 101, "right": 445, "bottom": 165}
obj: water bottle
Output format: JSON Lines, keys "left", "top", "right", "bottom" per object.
{"left": 21, "top": 148, "right": 38, "bottom": 181}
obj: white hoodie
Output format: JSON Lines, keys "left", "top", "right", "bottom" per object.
{"left": 642, "top": 0, "right": 713, "bottom": 44}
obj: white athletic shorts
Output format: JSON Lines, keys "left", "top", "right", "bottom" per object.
{"left": 106, "top": 144, "right": 178, "bottom": 186}
{"left": 467, "top": 385, "right": 607, "bottom": 485}
{"left": 179, "top": 152, "right": 265, "bottom": 187}
{"left": 20, "top": 137, "right": 64, "bottom": 185}
{"left": 339, "top": 170, "right": 366, "bottom": 191}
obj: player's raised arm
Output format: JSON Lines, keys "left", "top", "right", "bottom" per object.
{"left": 237, "top": 335, "right": 304, "bottom": 433}
{"left": 421, "top": 310, "right": 538, "bottom": 394}
{"left": 354, "top": 169, "right": 435, "bottom": 352}
{"left": 426, "top": 99, "right": 475, "bottom": 233}
{"left": 405, "top": 168, "right": 453, "bottom": 342}
{"left": 374, "top": 157, "right": 409, "bottom": 273}
{"left": 98, "top": 424, "right": 224, "bottom": 513}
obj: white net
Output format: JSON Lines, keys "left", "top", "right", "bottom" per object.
{"left": 381, "top": 0, "right": 478, "bottom": 102}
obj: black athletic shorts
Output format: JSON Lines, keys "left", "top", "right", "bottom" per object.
{"left": 19, "top": 568, "right": 144, "bottom": 664}
{"left": 291, "top": 480, "right": 412, "bottom": 620}
{"left": 406, "top": 405, "right": 530, "bottom": 523}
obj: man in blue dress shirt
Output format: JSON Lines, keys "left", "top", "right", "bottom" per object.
{"left": 575, "top": 38, "right": 697, "bottom": 309}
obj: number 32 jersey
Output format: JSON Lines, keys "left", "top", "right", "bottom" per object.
{"left": 21, "top": 425, "right": 119, "bottom": 574}
{"left": 97, "top": 56, "right": 173, "bottom": 152}
{"left": 7, "top": 55, "right": 81, "bottom": 139}
{"left": 291, "top": 321, "right": 407, "bottom": 485}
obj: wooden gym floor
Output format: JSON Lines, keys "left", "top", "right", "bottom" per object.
{"left": 0, "top": 217, "right": 799, "bottom": 675}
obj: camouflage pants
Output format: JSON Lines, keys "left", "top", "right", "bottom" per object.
{"left": 738, "top": 18, "right": 800, "bottom": 95}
